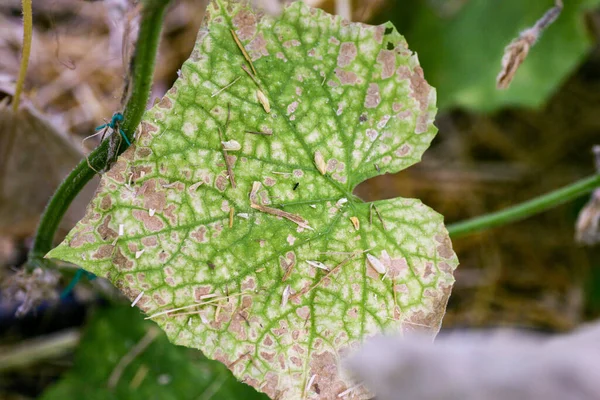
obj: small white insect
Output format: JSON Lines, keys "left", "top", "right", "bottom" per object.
{"left": 131, "top": 291, "right": 144, "bottom": 307}
{"left": 135, "top": 249, "right": 145, "bottom": 259}
{"left": 118, "top": 224, "right": 124, "bottom": 236}
{"left": 336, "top": 198, "right": 348, "bottom": 207}
{"left": 199, "top": 312, "right": 209, "bottom": 324}
{"left": 281, "top": 284, "right": 292, "bottom": 307}
{"left": 237, "top": 213, "right": 250, "bottom": 219}
{"left": 149, "top": 208, "right": 156, "bottom": 217}
{"left": 366, "top": 253, "right": 386, "bottom": 274}
{"left": 306, "top": 260, "right": 330, "bottom": 271}
{"left": 305, "top": 374, "right": 317, "bottom": 395}
{"left": 221, "top": 140, "right": 241, "bottom": 151}
{"left": 314, "top": 151, "right": 327, "bottom": 175}
{"left": 256, "top": 89, "right": 271, "bottom": 113}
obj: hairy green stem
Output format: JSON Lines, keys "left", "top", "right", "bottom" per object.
{"left": 448, "top": 174, "right": 600, "bottom": 238}
{"left": 28, "top": 0, "right": 170, "bottom": 268}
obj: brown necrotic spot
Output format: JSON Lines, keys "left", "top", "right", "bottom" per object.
{"left": 347, "top": 307, "right": 359, "bottom": 318}
{"left": 97, "top": 215, "right": 118, "bottom": 241}
{"left": 69, "top": 232, "right": 95, "bottom": 248}
{"left": 263, "top": 335, "right": 274, "bottom": 347}
{"left": 283, "top": 39, "right": 301, "bottom": 48}
{"left": 260, "top": 351, "right": 275, "bottom": 362}
{"left": 373, "top": 24, "right": 385, "bottom": 43}
{"left": 272, "top": 320, "right": 288, "bottom": 337}
{"left": 141, "top": 235, "right": 158, "bottom": 247}
{"left": 403, "top": 310, "right": 437, "bottom": 334}
{"left": 232, "top": 9, "right": 256, "bottom": 40}
{"left": 264, "top": 176, "right": 276, "bottom": 187}
{"left": 163, "top": 204, "right": 177, "bottom": 225}
{"left": 377, "top": 49, "right": 396, "bottom": 79}
{"left": 132, "top": 210, "right": 165, "bottom": 232}
{"left": 381, "top": 251, "right": 409, "bottom": 279}
{"left": 159, "top": 251, "right": 168, "bottom": 262}
{"left": 230, "top": 312, "right": 248, "bottom": 340}
{"left": 92, "top": 244, "right": 114, "bottom": 260}
{"left": 296, "top": 306, "right": 310, "bottom": 321}
{"left": 337, "top": 42, "right": 357, "bottom": 67}
{"left": 152, "top": 292, "right": 167, "bottom": 306}
{"left": 137, "top": 179, "right": 166, "bottom": 211}
{"left": 405, "top": 65, "right": 432, "bottom": 134}
{"left": 157, "top": 96, "right": 173, "bottom": 109}
{"left": 308, "top": 351, "right": 347, "bottom": 399}
{"left": 215, "top": 174, "right": 227, "bottom": 192}
{"left": 248, "top": 33, "right": 268, "bottom": 59}
{"left": 241, "top": 277, "right": 256, "bottom": 290}
{"left": 435, "top": 233, "right": 454, "bottom": 259}
{"left": 395, "top": 144, "right": 411, "bottom": 157}
{"left": 136, "top": 147, "right": 152, "bottom": 158}
{"left": 113, "top": 247, "right": 134, "bottom": 270}
{"left": 290, "top": 356, "right": 302, "bottom": 367}
{"left": 193, "top": 285, "right": 213, "bottom": 301}
{"left": 105, "top": 159, "right": 127, "bottom": 183}
{"left": 261, "top": 372, "right": 279, "bottom": 399}
{"left": 334, "top": 68, "right": 358, "bottom": 85}
{"left": 364, "top": 83, "right": 381, "bottom": 108}
{"left": 139, "top": 121, "right": 158, "bottom": 140}
{"left": 69, "top": 224, "right": 95, "bottom": 247}
{"left": 366, "top": 128, "right": 378, "bottom": 141}
{"left": 423, "top": 261, "right": 435, "bottom": 278}
{"left": 191, "top": 225, "right": 208, "bottom": 243}
{"left": 99, "top": 195, "right": 112, "bottom": 211}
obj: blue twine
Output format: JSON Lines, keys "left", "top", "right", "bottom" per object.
{"left": 95, "top": 112, "right": 130, "bottom": 146}
{"left": 60, "top": 269, "right": 97, "bottom": 299}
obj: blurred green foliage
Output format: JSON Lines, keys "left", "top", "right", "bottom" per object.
{"left": 41, "top": 307, "right": 267, "bottom": 400}
{"left": 385, "top": 0, "right": 600, "bottom": 111}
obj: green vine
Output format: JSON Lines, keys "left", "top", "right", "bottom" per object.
{"left": 27, "top": 0, "right": 171, "bottom": 269}
{"left": 448, "top": 173, "right": 600, "bottom": 238}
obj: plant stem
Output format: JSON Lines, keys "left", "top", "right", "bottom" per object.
{"left": 0, "top": 329, "right": 81, "bottom": 373}
{"left": 12, "top": 0, "right": 33, "bottom": 112}
{"left": 447, "top": 174, "right": 600, "bottom": 238}
{"left": 27, "top": 0, "right": 170, "bottom": 268}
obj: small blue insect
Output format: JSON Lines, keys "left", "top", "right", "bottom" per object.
{"left": 60, "top": 269, "right": 97, "bottom": 299}
{"left": 95, "top": 112, "right": 130, "bottom": 146}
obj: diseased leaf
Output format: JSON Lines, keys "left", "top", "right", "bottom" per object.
{"left": 47, "top": 1, "right": 458, "bottom": 398}
{"left": 40, "top": 306, "right": 267, "bottom": 400}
